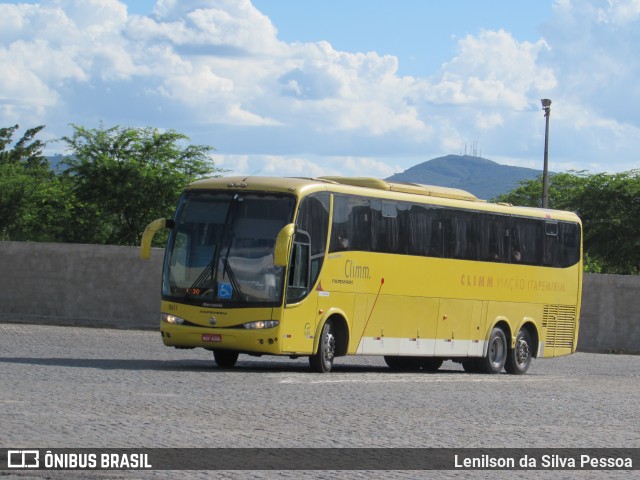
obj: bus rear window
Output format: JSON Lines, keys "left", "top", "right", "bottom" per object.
{"left": 544, "top": 221, "right": 581, "bottom": 268}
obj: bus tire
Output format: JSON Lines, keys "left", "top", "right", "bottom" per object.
{"left": 505, "top": 329, "right": 532, "bottom": 375}
{"left": 309, "top": 320, "right": 336, "bottom": 373}
{"left": 479, "top": 327, "right": 507, "bottom": 374}
{"left": 213, "top": 349, "right": 239, "bottom": 368}
{"left": 420, "top": 358, "right": 444, "bottom": 372}
{"left": 384, "top": 356, "right": 406, "bottom": 370}
{"left": 462, "top": 359, "right": 481, "bottom": 373}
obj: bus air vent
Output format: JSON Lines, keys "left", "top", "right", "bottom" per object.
{"left": 542, "top": 304, "right": 577, "bottom": 348}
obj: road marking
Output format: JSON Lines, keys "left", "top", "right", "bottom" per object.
{"left": 278, "top": 374, "right": 560, "bottom": 385}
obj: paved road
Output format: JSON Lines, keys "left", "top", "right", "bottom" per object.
{"left": 1, "top": 323, "right": 638, "bottom": 479}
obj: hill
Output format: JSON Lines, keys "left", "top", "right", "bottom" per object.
{"left": 386, "top": 154, "right": 544, "bottom": 200}
{"left": 47, "top": 154, "right": 68, "bottom": 172}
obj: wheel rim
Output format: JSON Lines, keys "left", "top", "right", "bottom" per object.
{"left": 515, "top": 337, "right": 530, "bottom": 366}
{"left": 489, "top": 335, "right": 505, "bottom": 367}
{"left": 323, "top": 329, "right": 335, "bottom": 368}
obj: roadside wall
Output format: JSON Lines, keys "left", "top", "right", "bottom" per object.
{"left": 0, "top": 241, "right": 163, "bottom": 330}
{"left": 580, "top": 273, "right": 640, "bottom": 353}
{"left": 0, "top": 241, "right": 638, "bottom": 353}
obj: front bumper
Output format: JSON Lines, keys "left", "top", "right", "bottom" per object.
{"left": 160, "top": 322, "right": 283, "bottom": 355}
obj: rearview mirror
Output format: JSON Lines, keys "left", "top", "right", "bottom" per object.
{"left": 140, "top": 218, "right": 170, "bottom": 260}
{"left": 273, "top": 223, "right": 295, "bottom": 267}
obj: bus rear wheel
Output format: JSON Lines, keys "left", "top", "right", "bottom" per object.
{"left": 309, "top": 320, "right": 336, "bottom": 373}
{"left": 505, "top": 329, "right": 532, "bottom": 375}
{"left": 213, "top": 349, "right": 239, "bottom": 368}
{"left": 479, "top": 327, "right": 507, "bottom": 374}
{"left": 462, "top": 359, "right": 481, "bottom": 373}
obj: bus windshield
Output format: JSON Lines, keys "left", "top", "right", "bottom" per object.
{"left": 163, "top": 190, "right": 295, "bottom": 306}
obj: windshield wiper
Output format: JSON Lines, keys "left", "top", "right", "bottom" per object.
{"left": 200, "top": 193, "right": 238, "bottom": 301}
{"left": 222, "top": 258, "right": 246, "bottom": 302}
{"left": 184, "top": 257, "right": 215, "bottom": 298}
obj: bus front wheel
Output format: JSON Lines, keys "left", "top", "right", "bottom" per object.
{"left": 309, "top": 320, "right": 336, "bottom": 373}
{"left": 479, "top": 327, "right": 507, "bottom": 374}
{"left": 213, "top": 349, "right": 239, "bottom": 368}
{"left": 505, "top": 329, "right": 532, "bottom": 375}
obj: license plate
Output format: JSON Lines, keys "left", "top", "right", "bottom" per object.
{"left": 202, "top": 334, "right": 222, "bottom": 343}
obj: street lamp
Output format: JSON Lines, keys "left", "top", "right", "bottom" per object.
{"left": 541, "top": 98, "right": 552, "bottom": 208}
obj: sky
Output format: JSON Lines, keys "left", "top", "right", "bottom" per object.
{"left": 1, "top": 0, "right": 639, "bottom": 180}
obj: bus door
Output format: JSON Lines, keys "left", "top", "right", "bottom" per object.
{"left": 281, "top": 230, "right": 318, "bottom": 354}
{"left": 281, "top": 193, "right": 331, "bottom": 354}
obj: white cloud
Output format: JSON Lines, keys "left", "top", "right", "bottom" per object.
{"left": 475, "top": 112, "right": 504, "bottom": 130}
{"left": 0, "top": 59, "right": 59, "bottom": 119}
{"left": 0, "top": 0, "right": 639, "bottom": 176}
{"left": 428, "top": 29, "right": 555, "bottom": 110}
{"left": 595, "top": 0, "right": 640, "bottom": 25}
{"left": 150, "top": 0, "right": 282, "bottom": 54}
{"left": 215, "top": 151, "right": 403, "bottom": 179}
{"left": 531, "top": 0, "right": 640, "bottom": 172}
{"left": 158, "top": 66, "right": 233, "bottom": 104}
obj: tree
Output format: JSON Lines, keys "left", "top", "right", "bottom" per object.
{"left": 0, "top": 124, "right": 48, "bottom": 170}
{"left": 0, "top": 125, "right": 55, "bottom": 241}
{"left": 496, "top": 170, "right": 640, "bottom": 274}
{"left": 60, "top": 124, "right": 221, "bottom": 245}
{"left": 572, "top": 171, "right": 640, "bottom": 274}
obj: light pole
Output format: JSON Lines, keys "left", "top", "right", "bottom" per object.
{"left": 541, "top": 98, "right": 552, "bottom": 208}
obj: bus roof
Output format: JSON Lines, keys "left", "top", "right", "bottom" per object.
{"left": 187, "top": 176, "right": 580, "bottom": 223}
{"left": 189, "top": 176, "right": 478, "bottom": 201}
{"left": 318, "top": 176, "right": 480, "bottom": 202}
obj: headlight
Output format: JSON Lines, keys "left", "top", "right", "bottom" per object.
{"left": 242, "top": 320, "right": 279, "bottom": 329}
{"left": 162, "top": 313, "right": 185, "bottom": 325}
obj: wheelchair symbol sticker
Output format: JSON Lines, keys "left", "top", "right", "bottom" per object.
{"left": 218, "top": 283, "right": 233, "bottom": 299}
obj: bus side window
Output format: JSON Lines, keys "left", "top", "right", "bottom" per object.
{"left": 329, "top": 195, "right": 371, "bottom": 252}
{"left": 444, "top": 210, "right": 478, "bottom": 260}
{"left": 398, "top": 203, "right": 443, "bottom": 257}
{"left": 543, "top": 220, "right": 581, "bottom": 268}
{"left": 560, "top": 221, "right": 581, "bottom": 267}
{"left": 286, "top": 232, "right": 311, "bottom": 303}
{"left": 296, "top": 193, "right": 330, "bottom": 286}
{"left": 543, "top": 220, "right": 561, "bottom": 267}
{"left": 511, "top": 218, "right": 542, "bottom": 265}
{"left": 371, "top": 199, "right": 399, "bottom": 254}
{"left": 478, "top": 214, "right": 510, "bottom": 263}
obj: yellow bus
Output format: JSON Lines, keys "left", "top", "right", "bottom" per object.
{"left": 140, "top": 176, "right": 582, "bottom": 374}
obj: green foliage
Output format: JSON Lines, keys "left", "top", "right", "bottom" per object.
{"left": 0, "top": 124, "right": 49, "bottom": 171}
{"left": 496, "top": 170, "right": 640, "bottom": 275}
{"left": 583, "top": 253, "right": 603, "bottom": 274}
{"left": 0, "top": 125, "right": 54, "bottom": 241}
{"left": 60, "top": 124, "right": 221, "bottom": 245}
{"left": 1, "top": 123, "right": 222, "bottom": 246}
